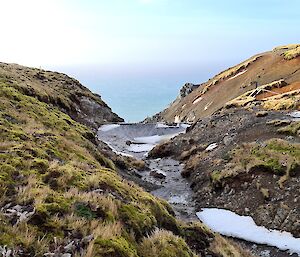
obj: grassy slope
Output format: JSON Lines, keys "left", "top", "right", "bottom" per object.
{"left": 0, "top": 62, "right": 123, "bottom": 130}
{"left": 153, "top": 44, "right": 300, "bottom": 123}
{"left": 0, "top": 76, "right": 251, "bottom": 256}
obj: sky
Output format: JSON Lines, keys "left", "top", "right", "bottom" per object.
{"left": 0, "top": 0, "right": 299, "bottom": 121}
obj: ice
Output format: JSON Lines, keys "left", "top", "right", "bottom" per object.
{"left": 134, "top": 135, "right": 163, "bottom": 144}
{"left": 99, "top": 124, "right": 120, "bottom": 132}
{"left": 196, "top": 208, "right": 300, "bottom": 256}
{"left": 134, "top": 133, "right": 180, "bottom": 145}
{"left": 127, "top": 144, "right": 155, "bottom": 153}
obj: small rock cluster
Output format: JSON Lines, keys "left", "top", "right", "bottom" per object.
{"left": 1, "top": 203, "right": 35, "bottom": 225}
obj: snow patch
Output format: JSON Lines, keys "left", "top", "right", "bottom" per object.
{"left": 205, "top": 143, "right": 218, "bottom": 151}
{"left": 127, "top": 144, "right": 155, "bottom": 153}
{"left": 134, "top": 133, "right": 180, "bottom": 145}
{"left": 134, "top": 135, "right": 162, "bottom": 144}
{"left": 156, "top": 123, "right": 178, "bottom": 128}
{"left": 197, "top": 208, "right": 300, "bottom": 256}
{"left": 156, "top": 123, "right": 170, "bottom": 128}
{"left": 102, "top": 141, "right": 133, "bottom": 158}
{"left": 289, "top": 111, "right": 300, "bottom": 121}
{"left": 174, "top": 116, "right": 181, "bottom": 123}
{"left": 99, "top": 124, "right": 120, "bottom": 132}
{"left": 228, "top": 69, "right": 248, "bottom": 81}
{"left": 180, "top": 123, "right": 191, "bottom": 129}
{"left": 193, "top": 96, "right": 202, "bottom": 104}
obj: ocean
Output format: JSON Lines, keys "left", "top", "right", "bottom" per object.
{"left": 88, "top": 77, "right": 184, "bottom": 122}
{"left": 52, "top": 63, "right": 231, "bottom": 122}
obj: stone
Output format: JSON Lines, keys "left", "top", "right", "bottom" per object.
{"left": 223, "top": 135, "right": 233, "bottom": 146}
{"left": 255, "top": 111, "right": 268, "bottom": 117}
{"left": 150, "top": 169, "right": 166, "bottom": 179}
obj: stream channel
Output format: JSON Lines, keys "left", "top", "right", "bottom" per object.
{"left": 97, "top": 123, "right": 300, "bottom": 257}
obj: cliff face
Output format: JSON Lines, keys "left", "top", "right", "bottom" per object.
{"left": 0, "top": 63, "right": 251, "bottom": 257}
{"left": 151, "top": 44, "right": 300, "bottom": 123}
{"left": 0, "top": 62, "right": 123, "bottom": 131}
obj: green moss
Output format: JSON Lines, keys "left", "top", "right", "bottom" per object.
{"left": 31, "top": 158, "right": 49, "bottom": 173}
{"left": 94, "top": 237, "right": 138, "bottom": 257}
{"left": 119, "top": 204, "right": 157, "bottom": 239}
{"left": 0, "top": 163, "right": 16, "bottom": 174}
{"left": 74, "top": 202, "right": 97, "bottom": 220}
{"left": 264, "top": 158, "right": 285, "bottom": 175}
{"left": 289, "top": 162, "right": 300, "bottom": 177}
{"left": 36, "top": 194, "right": 72, "bottom": 217}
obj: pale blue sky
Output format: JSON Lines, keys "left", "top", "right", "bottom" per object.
{"left": 0, "top": 0, "right": 299, "bottom": 121}
{"left": 1, "top": 0, "right": 299, "bottom": 68}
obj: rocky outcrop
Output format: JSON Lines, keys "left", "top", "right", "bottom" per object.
{"left": 0, "top": 62, "right": 123, "bottom": 131}
{"left": 180, "top": 83, "right": 201, "bottom": 98}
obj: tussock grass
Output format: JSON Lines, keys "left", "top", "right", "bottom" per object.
{"left": 0, "top": 75, "right": 255, "bottom": 256}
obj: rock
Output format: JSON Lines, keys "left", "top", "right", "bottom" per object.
{"left": 61, "top": 254, "right": 72, "bottom": 257}
{"left": 150, "top": 169, "right": 166, "bottom": 179}
{"left": 125, "top": 140, "right": 132, "bottom": 145}
{"left": 256, "top": 111, "right": 268, "bottom": 117}
{"left": 179, "top": 83, "right": 200, "bottom": 98}
{"left": 181, "top": 168, "right": 192, "bottom": 178}
{"left": 223, "top": 135, "right": 233, "bottom": 146}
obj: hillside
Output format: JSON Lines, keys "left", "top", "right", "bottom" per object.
{"left": 0, "top": 63, "right": 123, "bottom": 130}
{"left": 148, "top": 44, "right": 300, "bottom": 123}
{"left": 0, "top": 64, "right": 251, "bottom": 257}
{"left": 148, "top": 45, "right": 300, "bottom": 256}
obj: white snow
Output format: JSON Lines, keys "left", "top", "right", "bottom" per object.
{"left": 152, "top": 169, "right": 166, "bottom": 176}
{"left": 196, "top": 208, "right": 300, "bottom": 256}
{"left": 156, "top": 123, "right": 170, "bottom": 128}
{"left": 99, "top": 124, "right": 120, "bottom": 132}
{"left": 102, "top": 141, "right": 133, "bottom": 158}
{"left": 127, "top": 144, "right": 155, "bottom": 153}
{"left": 193, "top": 96, "right": 202, "bottom": 104}
{"left": 180, "top": 123, "right": 191, "bottom": 129}
{"left": 134, "top": 135, "right": 162, "bottom": 144}
{"left": 228, "top": 69, "right": 248, "bottom": 81}
{"left": 289, "top": 111, "right": 300, "bottom": 121}
{"left": 129, "top": 133, "right": 183, "bottom": 153}
{"left": 155, "top": 123, "right": 178, "bottom": 128}
{"left": 205, "top": 143, "right": 218, "bottom": 151}
{"left": 174, "top": 116, "right": 181, "bottom": 123}
{"left": 134, "top": 133, "right": 180, "bottom": 145}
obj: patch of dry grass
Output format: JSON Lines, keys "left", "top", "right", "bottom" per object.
{"left": 138, "top": 229, "right": 197, "bottom": 257}
{"left": 210, "top": 235, "right": 253, "bottom": 257}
